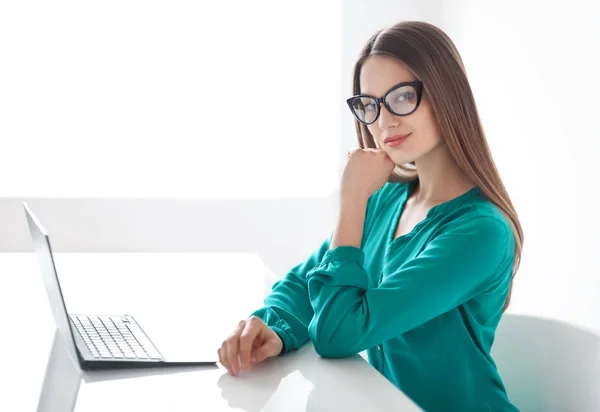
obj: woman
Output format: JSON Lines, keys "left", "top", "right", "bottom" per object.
{"left": 217, "top": 20, "right": 523, "bottom": 411}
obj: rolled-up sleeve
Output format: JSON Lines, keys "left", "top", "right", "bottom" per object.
{"left": 250, "top": 237, "right": 331, "bottom": 354}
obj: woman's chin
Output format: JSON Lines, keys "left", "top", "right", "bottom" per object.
{"left": 388, "top": 153, "right": 413, "bottom": 166}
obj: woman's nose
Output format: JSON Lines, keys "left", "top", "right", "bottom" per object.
{"left": 377, "top": 104, "right": 400, "bottom": 130}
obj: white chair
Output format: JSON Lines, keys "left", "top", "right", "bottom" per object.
{"left": 491, "top": 314, "right": 600, "bottom": 412}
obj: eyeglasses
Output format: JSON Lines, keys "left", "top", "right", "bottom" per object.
{"left": 346, "top": 80, "right": 424, "bottom": 125}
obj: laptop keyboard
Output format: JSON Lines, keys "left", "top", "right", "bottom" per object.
{"left": 70, "top": 315, "right": 162, "bottom": 360}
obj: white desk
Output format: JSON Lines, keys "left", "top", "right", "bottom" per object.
{"left": 0, "top": 253, "right": 421, "bottom": 411}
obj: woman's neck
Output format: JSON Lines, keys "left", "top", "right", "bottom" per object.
{"left": 411, "top": 143, "right": 475, "bottom": 205}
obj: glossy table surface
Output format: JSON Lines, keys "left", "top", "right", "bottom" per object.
{"left": 0, "top": 253, "right": 421, "bottom": 411}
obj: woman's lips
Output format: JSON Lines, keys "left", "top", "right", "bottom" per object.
{"left": 384, "top": 133, "right": 411, "bottom": 147}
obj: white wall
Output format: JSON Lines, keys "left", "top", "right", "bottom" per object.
{"left": 0, "top": 0, "right": 341, "bottom": 199}
{"left": 439, "top": 1, "right": 600, "bottom": 333}
{"left": 1, "top": 1, "right": 598, "bottom": 334}
{"left": 0, "top": 0, "right": 347, "bottom": 278}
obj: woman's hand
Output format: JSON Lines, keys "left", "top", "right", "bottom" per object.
{"left": 341, "top": 149, "right": 395, "bottom": 202}
{"left": 329, "top": 149, "right": 395, "bottom": 249}
{"left": 217, "top": 316, "right": 283, "bottom": 376}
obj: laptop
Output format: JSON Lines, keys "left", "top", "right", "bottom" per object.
{"left": 24, "top": 202, "right": 218, "bottom": 370}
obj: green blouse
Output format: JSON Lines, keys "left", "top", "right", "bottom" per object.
{"left": 252, "top": 180, "right": 518, "bottom": 411}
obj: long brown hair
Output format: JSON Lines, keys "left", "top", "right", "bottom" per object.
{"left": 351, "top": 21, "right": 523, "bottom": 310}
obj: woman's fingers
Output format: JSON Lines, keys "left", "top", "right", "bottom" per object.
{"left": 238, "top": 317, "right": 262, "bottom": 370}
{"left": 250, "top": 326, "right": 284, "bottom": 365}
{"left": 221, "top": 320, "right": 246, "bottom": 375}
{"left": 251, "top": 343, "right": 273, "bottom": 365}
{"left": 218, "top": 341, "right": 230, "bottom": 373}
{"left": 218, "top": 317, "right": 282, "bottom": 376}
{"left": 217, "top": 345, "right": 225, "bottom": 368}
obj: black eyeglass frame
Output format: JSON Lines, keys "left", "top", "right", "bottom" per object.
{"left": 346, "top": 80, "right": 424, "bottom": 125}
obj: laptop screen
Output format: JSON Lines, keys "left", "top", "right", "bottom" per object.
{"left": 24, "top": 203, "right": 80, "bottom": 364}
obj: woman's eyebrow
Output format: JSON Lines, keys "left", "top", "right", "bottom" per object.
{"left": 361, "top": 80, "right": 415, "bottom": 97}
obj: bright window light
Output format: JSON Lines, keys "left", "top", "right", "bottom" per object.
{"left": 0, "top": 0, "right": 341, "bottom": 197}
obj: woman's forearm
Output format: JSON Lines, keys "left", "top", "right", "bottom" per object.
{"left": 330, "top": 197, "right": 369, "bottom": 249}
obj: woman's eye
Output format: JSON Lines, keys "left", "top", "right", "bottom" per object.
{"left": 365, "top": 103, "right": 377, "bottom": 112}
{"left": 394, "top": 92, "right": 414, "bottom": 103}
